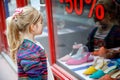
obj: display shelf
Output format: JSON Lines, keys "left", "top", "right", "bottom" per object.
{"left": 57, "top": 57, "right": 110, "bottom": 80}
{"left": 57, "top": 59, "right": 94, "bottom": 80}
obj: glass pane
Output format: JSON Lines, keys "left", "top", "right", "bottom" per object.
{"left": 51, "top": 0, "right": 95, "bottom": 79}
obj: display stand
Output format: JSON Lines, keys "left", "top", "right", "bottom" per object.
{"left": 58, "top": 59, "right": 94, "bottom": 80}
{"left": 57, "top": 56, "right": 110, "bottom": 80}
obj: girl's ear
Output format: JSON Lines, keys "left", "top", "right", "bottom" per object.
{"left": 29, "top": 24, "right": 35, "bottom": 32}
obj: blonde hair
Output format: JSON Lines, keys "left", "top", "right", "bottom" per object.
{"left": 6, "top": 6, "right": 42, "bottom": 62}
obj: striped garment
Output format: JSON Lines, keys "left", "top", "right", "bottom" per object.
{"left": 17, "top": 39, "right": 47, "bottom": 80}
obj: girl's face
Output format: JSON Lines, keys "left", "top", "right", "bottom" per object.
{"left": 31, "top": 18, "right": 43, "bottom": 35}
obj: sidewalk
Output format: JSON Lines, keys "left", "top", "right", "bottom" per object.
{"left": 0, "top": 54, "right": 18, "bottom": 80}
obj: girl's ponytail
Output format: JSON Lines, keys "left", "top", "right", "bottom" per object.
{"left": 6, "top": 17, "right": 21, "bottom": 63}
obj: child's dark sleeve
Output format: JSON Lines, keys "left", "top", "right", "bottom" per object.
{"left": 86, "top": 27, "right": 98, "bottom": 52}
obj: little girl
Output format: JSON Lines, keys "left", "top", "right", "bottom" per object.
{"left": 6, "top": 6, "right": 47, "bottom": 80}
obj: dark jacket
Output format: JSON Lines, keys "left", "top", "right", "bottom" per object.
{"left": 86, "top": 25, "right": 120, "bottom": 52}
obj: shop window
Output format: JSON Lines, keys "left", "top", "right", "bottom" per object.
{"left": 51, "top": 0, "right": 95, "bottom": 79}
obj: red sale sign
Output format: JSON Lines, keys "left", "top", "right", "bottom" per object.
{"left": 59, "top": 0, "right": 105, "bottom": 20}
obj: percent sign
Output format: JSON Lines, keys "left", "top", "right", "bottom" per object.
{"left": 60, "top": 0, "right": 105, "bottom": 20}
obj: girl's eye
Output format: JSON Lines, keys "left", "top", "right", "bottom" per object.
{"left": 41, "top": 19, "right": 43, "bottom": 24}
{"left": 38, "top": 21, "right": 42, "bottom": 24}
{"left": 41, "top": 21, "right": 43, "bottom": 24}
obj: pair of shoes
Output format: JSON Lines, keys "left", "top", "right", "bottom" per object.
{"left": 66, "top": 52, "right": 94, "bottom": 65}
{"left": 89, "top": 61, "right": 118, "bottom": 79}
{"left": 60, "top": 43, "right": 82, "bottom": 62}
{"left": 61, "top": 44, "right": 93, "bottom": 65}
{"left": 83, "top": 57, "right": 105, "bottom": 75}
{"left": 99, "top": 69, "right": 120, "bottom": 80}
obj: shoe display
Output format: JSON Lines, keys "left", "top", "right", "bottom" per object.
{"left": 60, "top": 44, "right": 89, "bottom": 62}
{"left": 66, "top": 52, "right": 94, "bottom": 65}
{"left": 83, "top": 57, "right": 105, "bottom": 75}
{"left": 59, "top": 42, "right": 120, "bottom": 80}
{"left": 99, "top": 69, "right": 120, "bottom": 80}
{"left": 90, "top": 61, "right": 118, "bottom": 79}
{"left": 65, "top": 45, "right": 94, "bottom": 65}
